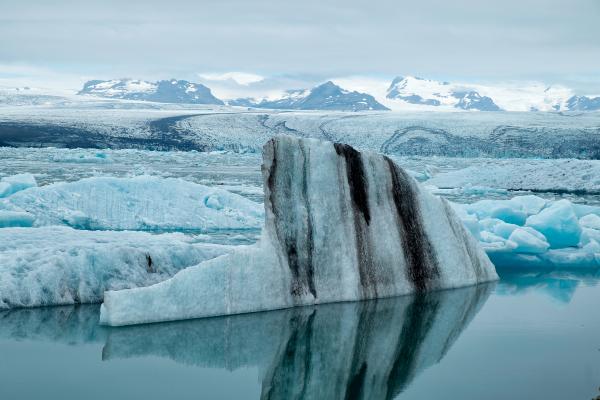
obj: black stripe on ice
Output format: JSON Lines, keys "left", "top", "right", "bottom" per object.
{"left": 385, "top": 157, "right": 440, "bottom": 292}
{"left": 334, "top": 143, "right": 371, "bottom": 224}
{"left": 265, "top": 139, "right": 317, "bottom": 299}
{"left": 334, "top": 143, "right": 377, "bottom": 296}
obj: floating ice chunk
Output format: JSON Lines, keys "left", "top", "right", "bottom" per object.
{"left": 459, "top": 195, "right": 547, "bottom": 226}
{"left": 526, "top": 200, "right": 581, "bottom": 248}
{"left": 508, "top": 228, "right": 550, "bottom": 254}
{"left": 581, "top": 228, "right": 600, "bottom": 245}
{"left": 543, "top": 241, "right": 600, "bottom": 269}
{"left": 453, "top": 197, "right": 600, "bottom": 268}
{"left": 2, "top": 176, "right": 264, "bottom": 231}
{"left": 100, "top": 136, "right": 497, "bottom": 326}
{"left": 50, "top": 150, "right": 112, "bottom": 163}
{"left": 508, "top": 195, "right": 547, "bottom": 216}
{"left": 579, "top": 214, "right": 600, "bottom": 230}
{"left": 0, "top": 226, "right": 232, "bottom": 309}
{"left": 0, "top": 211, "right": 35, "bottom": 228}
{"left": 491, "top": 206, "right": 527, "bottom": 225}
{"left": 0, "top": 173, "right": 37, "bottom": 198}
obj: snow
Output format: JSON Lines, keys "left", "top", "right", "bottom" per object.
{"left": 0, "top": 226, "right": 231, "bottom": 309}
{"left": 0, "top": 173, "right": 37, "bottom": 198}
{"left": 100, "top": 136, "right": 497, "bottom": 326}
{"left": 455, "top": 196, "right": 600, "bottom": 268}
{"left": 383, "top": 76, "right": 574, "bottom": 112}
{"left": 1, "top": 175, "right": 264, "bottom": 231}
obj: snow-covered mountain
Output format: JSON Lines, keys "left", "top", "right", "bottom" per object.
{"left": 229, "top": 81, "right": 389, "bottom": 111}
{"left": 78, "top": 79, "right": 224, "bottom": 105}
{"left": 566, "top": 95, "right": 600, "bottom": 111}
{"left": 383, "top": 76, "right": 586, "bottom": 112}
{"left": 386, "top": 76, "right": 501, "bottom": 111}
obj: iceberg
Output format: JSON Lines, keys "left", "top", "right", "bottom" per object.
{"left": 1, "top": 175, "right": 263, "bottom": 231}
{"left": 100, "top": 136, "right": 497, "bottom": 326}
{"left": 455, "top": 196, "right": 600, "bottom": 268}
{"left": 0, "top": 226, "right": 231, "bottom": 309}
{"left": 0, "top": 173, "right": 37, "bottom": 198}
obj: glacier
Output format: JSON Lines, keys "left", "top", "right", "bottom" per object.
{"left": 0, "top": 226, "right": 231, "bottom": 309}
{"left": 0, "top": 175, "right": 264, "bottom": 231}
{"left": 454, "top": 195, "right": 600, "bottom": 268}
{"left": 100, "top": 136, "right": 497, "bottom": 326}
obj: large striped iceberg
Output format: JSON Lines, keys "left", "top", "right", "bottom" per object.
{"left": 100, "top": 136, "right": 497, "bottom": 326}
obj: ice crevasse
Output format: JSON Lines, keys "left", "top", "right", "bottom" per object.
{"left": 100, "top": 136, "right": 497, "bottom": 326}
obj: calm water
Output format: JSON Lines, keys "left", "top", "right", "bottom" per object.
{"left": 1, "top": 268, "right": 599, "bottom": 400}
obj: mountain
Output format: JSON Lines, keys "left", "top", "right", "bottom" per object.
{"left": 453, "top": 91, "right": 501, "bottom": 111}
{"left": 78, "top": 79, "right": 224, "bottom": 105}
{"left": 229, "top": 81, "right": 389, "bottom": 111}
{"left": 386, "top": 76, "right": 501, "bottom": 111}
{"left": 566, "top": 95, "right": 600, "bottom": 111}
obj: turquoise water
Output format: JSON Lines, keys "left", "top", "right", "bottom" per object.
{"left": 1, "top": 268, "right": 598, "bottom": 400}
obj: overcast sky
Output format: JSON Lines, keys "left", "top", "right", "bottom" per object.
{"left": 1, "top": 0, "right": 599, "bottom": 92}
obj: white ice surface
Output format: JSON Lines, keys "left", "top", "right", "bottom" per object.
{"left": 0, "top": 175, "right": 263, "bottom": 231}
{"left": 0, "top": 226, "right": 231, "bottom": 309}
{"left": 427, "top": 159, "right": 600, "bottom": 193}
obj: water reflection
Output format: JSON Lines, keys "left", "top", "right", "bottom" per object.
{"left": 2, "top": 270, "right": 600, "bottom": 399}
{"left": 101, "top": 284, "right": 493, "bottom": 399}
{"left": 496, "top": 267, "right": 600, "bottom": 303}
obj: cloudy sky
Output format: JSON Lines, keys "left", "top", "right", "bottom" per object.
{"left": 1, "top": 0, "right": 599, "bottom": 93}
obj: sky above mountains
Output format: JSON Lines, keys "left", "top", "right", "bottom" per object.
{"left": 1, "top": 0, "right": 599, "bottom": 93}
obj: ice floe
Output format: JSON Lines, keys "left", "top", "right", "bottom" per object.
{"left": 455, "top": 195, "right": 600, "bottom": 268}
{"left": 0, "top": 173, "right": 37, "bottom": 198}
{"left": 0, "top": 175, "right": 264, "bottom": 231}
{"left": 0, "top": 226, "right": 231, "bottom": 309}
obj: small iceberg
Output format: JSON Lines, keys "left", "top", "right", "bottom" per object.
{"left": 0, "top": 226, "right": 232, "bottom": 309}
{"left": 100, "top": 136, "right": 497, "bottom": 326}
{"left": 454, "top": 195, "right": 600, "bottom": 268}
{"left": 0, "top": 175, "right": 264, "bottom": 231}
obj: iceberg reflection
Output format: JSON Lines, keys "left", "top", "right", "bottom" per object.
{"left": 496, "top": 267, "right": 600, "bottom": 303}
{"left": 102, "top": 283, "right": 493, "bottom": 399}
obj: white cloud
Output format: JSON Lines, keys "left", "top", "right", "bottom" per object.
{"left": 197, "top": 72, "right": 264, "bottom": 86}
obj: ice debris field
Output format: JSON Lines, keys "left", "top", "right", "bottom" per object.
{"left": 1, "top": 141, "right": 600, "bottom": 311}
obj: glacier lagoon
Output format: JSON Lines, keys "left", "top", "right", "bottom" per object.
{"left": 1, "top": 141, "right": 600, "bottom": 397}
{"left": 0, "top": 271, "right": 599, "bottom": 399}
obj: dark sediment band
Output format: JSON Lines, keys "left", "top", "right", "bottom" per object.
{"left": 386, "top": 157, "right": 440, "bottom": 292}
{"left": 266, "top": 139, "right": 317, "bottom": 299}
{"left": 385, "top": 293, "right": 441, "bottom": 399}
{"left": 334, "top": 143, "right": 378, "bottom": 297}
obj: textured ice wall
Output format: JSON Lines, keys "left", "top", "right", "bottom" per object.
{"left": 100, "top": 136, "right": 497, "bottom": 326}
{"left": 0, "top": 227, "right": 232, "bottom": 309}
